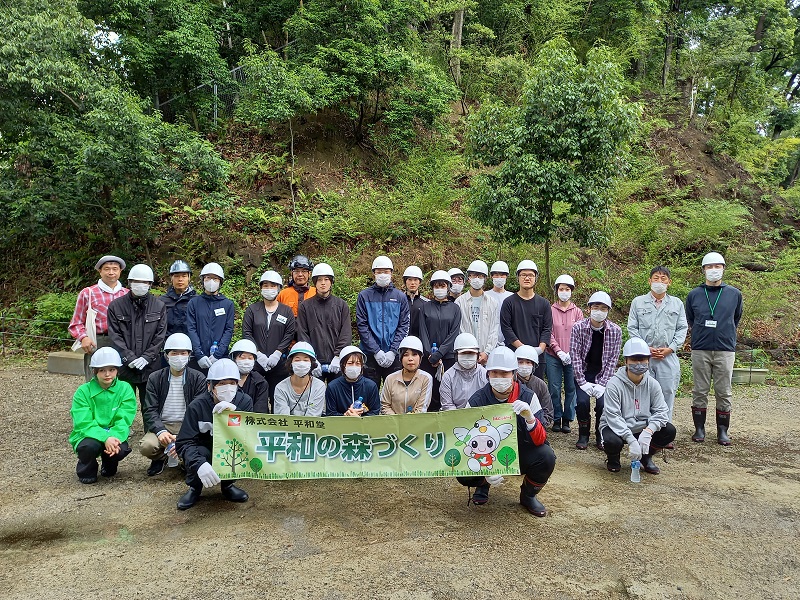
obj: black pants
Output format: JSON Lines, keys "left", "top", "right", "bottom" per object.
{"left": 533, "top": 358, "right": 546, "bottom": 381}
{"left": 458, "top": 441, "right": 557, "bottom": 488}
{"left": 184, "top": 445, "right": 237, "bottom": 490}
{"left": 602, "top": 423, "right": 677, "bottom": 456}
{"left": 364, "top": 354, "right": 400, "bottom": 390}
{"left": 575, "top": 381, "right": 604, "bottom": 424}
{"left": 75, "top": 438, "right": 131, "bottom": 478}
{"left": 421, "top": 357, "right": 456, "bottom": 412}
{"left": 120, "top": 378, "right": 147, "bottom": 404}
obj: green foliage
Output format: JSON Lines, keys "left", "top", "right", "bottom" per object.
{"left": 443, "top": 448, "right": 461, "bottom": 470}
{"left": 496, "top": 446, "right": 517, "bottom": 468}
{"left": 30, "top": 293, "right": 78, "bottom": 342}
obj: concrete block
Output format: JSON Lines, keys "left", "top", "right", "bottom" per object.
{"left": 48, "top": 351, "right": 84, "bottom": 376}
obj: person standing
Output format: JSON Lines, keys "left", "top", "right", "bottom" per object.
{"left": 69, "top": 255, "right": 129, "bottom": 381}
{"left": 107, "top": 264, "right": 167, "bottom": 401}
{"left": 277, "top": 255, "right": 317, "bottom": 316}
{"left": 485, "top": 260, "right": 513, "bottom": 348}
{"left": 500, "top": 260, "right": 552, "bottom": 379}
{"left": 685, "top": 252, "right": 742, "bottom": 446}
{"left": 380, "top": 336, "right": 433, "bottom": 414}
{"left": 186, "top": 262, "right": 235, "bottom": 373}
{"left": 402, "top": 265, "right": 428, "bottom": 337}
{"left": 161, "top": 260, "right": 196, "bottom": 337}
{"left": 627, "top": 266, "right": 688, "bottom": 426}
{"left": 448, "top": 267, "right": 465, "bottom": 301}
{"left": 455, "top": 260, "right": 498, "bottom": 366}
{"left": 546, "top": 274, "right": 583, "bottom": 434}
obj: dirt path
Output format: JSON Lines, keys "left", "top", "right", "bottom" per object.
{"left": 0, "top": 362, "right": 798, "bottom": 599}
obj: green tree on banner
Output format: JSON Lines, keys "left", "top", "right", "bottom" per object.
{"left": 444, "top": 449, "right": 461, "bottom": 471}
{"left": 249, "top": 458, "right": 264, "bottom": 474}
{"left": 217, "top": 438, "right": 249, "bottom": 475}
{"left": 497, "top": 446, "right": 517, "bottom": 468}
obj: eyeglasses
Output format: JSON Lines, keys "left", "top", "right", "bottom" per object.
{"left": 518, "top": 274, "right": 536, "bottom": 280}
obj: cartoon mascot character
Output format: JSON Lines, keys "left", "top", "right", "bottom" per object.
{"left": 454, "top": 418, "right": 513, "bottom": 472}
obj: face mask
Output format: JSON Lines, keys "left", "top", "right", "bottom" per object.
{"left": 375, "top": 273, "right": 392, "bottom": 287}
{"left": 433, "top": 288, "right": 449, "bottom": 300}
{"left": 236, "top": 358, "right": 255, "bottom": 374}
{"left": 517, "top": 364, "right": 533, "bottom": 378}
{"left": 650, "top": 282, "right": 668, "bottom": 295}
{"left": 469, "top": 277, "right": 485, "bottom": 290}
{"left": 292, "top": 360, "right": 312, "bottom": 377}
{"left": 450, "top": 283, "right": 464, "bottom": 294}
{"left": 558, "top": 290, "right": 572, "bottom": 302}
{"left": 705, "top": 268, "right": 723, "bottom": 282}
{"left": 214, "top": 383, "right": 237, "bottom": 404}
{"left": 457, "top": 354, "right": 478, "bottom": 369}
{"left": 590, "top": 309, "right": 608, "bottom": 323}
{"left": 168, "top": 355, "right": 189, "bottom": 371}
{"left": 204, "top": 279, "right": 220, "bottom": 294}
{"left": 130, "top": 283, "right": 150, "bottom": 297}
{"left": 492, "top": 277, "right": 506, "bottom": 289}
{"left": 489, "top": 377, "right": 513, "bottom": 393}
{"left": 628, "top": 363, "right": 649, "bottom": 375}
{"left": 261, "top": 288, "right": 279, "bottom": 301}
{"left": 344, "top": 365, "right": 362, "bottom": 380}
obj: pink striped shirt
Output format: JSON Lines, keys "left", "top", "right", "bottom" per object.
{"left": 69, "top": 283, "right": 129, "bottom": 340}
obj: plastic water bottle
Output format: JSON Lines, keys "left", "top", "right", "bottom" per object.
{"left": 209, "top": 340, "right": 219, "bottom": 357}
{"left": 431, "top": 343, "right": 438, "bottom": 355}
{"left": 165, "top": 442, "right": 179, "bottom": 468}
{"left": 353, "top": 396, "right": 363, "bottom": 410}
{"left": 406, "top": 405, "right": 413, "bottom": 413}
{"left": 630, "top": 460, "right": 641, "bottom": 483}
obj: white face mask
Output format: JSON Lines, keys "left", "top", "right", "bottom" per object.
{"left": 168, "top": 355, "right": 189, "bottom": 371}
{"left": 492, "top": 277, "right": 507, "bottom": 289}
{"left": 650, "top": 282, "right": 668, "bottom": 295}
{"left": 375, "top": 273, "right": 392, "bottom": 287}
{"left": 214, "top": 383, "right": 237, "bottom": 403}
{"left": 292, "top": 360, "right": 312, "bottom": 377}
{"left": 705, "top": 268, "right": 723, "bottom": 282}
{"left": 450, "top": 283, "right": 464, "bottom": 294}
{"left": 517, "top": 364, "right": 533, "bottom": 378}
{"left": 130, "top": 282, "right": 150, "bottom": 297}
{"left": 591, "top": 309, "right": 608, "bottom": 323}
{"left": 457, "top": 354, "right": 478, "bottom": 369}
{"left": 344, "top": 365, "right": 362, "bottom": 380}
{"left": 433, "top": 287, "right": 449, "bottom": 300}
{"left": 261, "top": 288, "right": 279, "bottom": 301}
{"left": 204, "top": 279, "right": 220, "bottom": 294}
{"left": 558, "top": 290, "right": 572, "bottom": 302}
{"left": 469, "top": 277, "right": 485, "bottom": 290}
{"left": 489, "top": 377, "right": 513, "bottom": 393}
{"left": 236, "top": 358, "right": 255, "bottom": 374}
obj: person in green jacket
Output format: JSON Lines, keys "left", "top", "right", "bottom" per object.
{"left": 69, "top": 347, "right": 137, "bottom": 484}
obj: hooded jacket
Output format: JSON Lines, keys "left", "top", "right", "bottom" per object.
{"left": 70, "top": 378, "right": 137, "bottom": 451}
{"left": 186, "top": 292, "right": 235, "bottom": 361}
{"left": 324, "top": 374, "right": 380, "bottom": 416}
{"left": 107, "top": 293, "right": 167, "bottom": 383}
{"left": 161, "top": 286, "right": 197, "bottom": 336}
{"left": 356, "top": 283, "right": 410, "bottom": 355}
{"left": 297, "top": 293, "right": 352, "bottom": 364}
{"left": 142, "top": 366, "right": 207, "bottom": 434}
{"left": 685, "top": 283, "right": 742, "bottom": 352}
{"left": 439, "top": 362, "right": 487, "bottom": 410}
{"left": 599, "top": 366, "right": 669, "bottom": 444}
{"left": 419, "top": 299, "right": 462, "bottom": 363}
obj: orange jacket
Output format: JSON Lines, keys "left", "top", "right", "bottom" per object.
{"left": 277, "top": 286, "right": 316, "bottom": 316}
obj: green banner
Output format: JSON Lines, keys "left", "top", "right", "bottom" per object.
{"left": 212, "top": 404, "right": 521, "bottom": 480}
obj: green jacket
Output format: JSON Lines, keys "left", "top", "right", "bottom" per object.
{"left": 69, "top": 378, "right": 137, "bottom": 451}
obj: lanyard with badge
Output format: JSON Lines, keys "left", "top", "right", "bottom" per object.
{"left": 703, "top": 287, "right": 722, "bottom": 329}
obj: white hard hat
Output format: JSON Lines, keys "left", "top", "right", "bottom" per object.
{"left": 403, "top": 265, "right": 424, "bottom": 280}
{"left": 623, "top": 338, "right": 651, "bottom": 357}
{"left": 515, "top": 345, "right": 540, "bottom": 365}
{"left": 200, "top": 262, "right": 225, "bottom": 280}
{"left": 372, "top": 256, "right": 394, "bottom": 270}
{"left": 398, "top": 336, "right": 424, "bottom": 354}
{"left": 486, "top": 347, "right": 518, "bottom": 372}
{"left": 288, "top": 341, "right": 316, "bottom": 360}
{"left": 127, "top": 264, "right": 154, "bottom": 282}
{"left": 701, "top": 252, "right": 726, "bottom": 267}
{"left": 588, "top": 291, "right": 612, "bottom": 308}
{"left": 454, "top": 332, "right": 480, "bottom": 352}
{"left": 448, "top": 267, "right": 465, "bottom": 278}
{"left": 466, "top": 260, "right": 489, "bottom": 277}
{"left": 516, "top": 260, "right": 539, "bottom": 275}
{"left": 259, "top": 270, "right": 283, "bottom": 287}
{"left": 89, "top": 347, "right": 123, "bottom": 368}
{"left": 339, "top": 345, "right": 366, "bottom": 362}
{"left": 207, "top": 358, "right": 240, "bottom": 382}
{"left": 490, "top": 261, "right": 510, "bottom": 274}
{"left": 554, "top": 274, "right": 575, "bottom": 289}
{"left": 230, "top": 338, "right": 258, "bottom": 357}
{"left": 430, "top": 270, "right": 451, "bottom": 286}
{"left": 164, "top": 333, "right": 193, "bottom": 352}
{"left": 312, "top": 263, "right": 335, "bottom": 281}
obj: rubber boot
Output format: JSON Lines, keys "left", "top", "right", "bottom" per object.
{"left": 641, "top": 452, "right": 660, "bottom": 475}
{"left": 519, "top": 476, "right": 547, "bottom": 517}
{"left": 221, "top": 481, "right": 249, "bottom": 503}
{"left": 691, "top": 407, "right": 707, "bottom": 442}
{"left": 575, "top": 420, "right": 590, "bottom": 450}
{"left": 551, "top": 418, "right": 562, "bottom": 433}
{"left": 594, "top": 424, "right": 604, "bottom": 451}
{"left": 177, "top": 486, "right": 202, "bottom": 510}
{"left": 470, "top": 478, "right": 491, "bottom": 506}
{"left": 716, "top": 410, "right": 732, "bottom": 446}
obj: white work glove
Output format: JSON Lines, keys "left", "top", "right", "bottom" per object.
{"left": 384, "top": 350, "right": 395, "bottom": 366}
{"left": 256, "top": 351, "right": 269, "bottom": 369}
{"left": 592, "top": 384, "right": 606, "bottom": 398}
{"left": 638, "top": 429, "right": 653, "bottom": 456}
{"left": 486, "top": 475, "right": 505, "bottom": 487}
{"left": 374, "top": 350, "right": 386, "bottom": 367}
{"left": 557, "top": 350, "right": 571, "bottom": 365}
{"left": 197, "top": 462, "right": 221, "bottom": 488}
{"left": 208, "top": 355, "right": 218, "bottom": 365}
{"left": 628, "top": 440, "right": 642, "bottom": 462}
{"left": 312, "top": 364, "right": 323, "bottom": 378}
{"left": 329, "top": 356, "right": 341, "bottom": 374}
{"left": 129, "top": 357, "right": 148, "bottom": 370}
{"left": 580, "top": 382, "right": 595, "bottom": 396}
{"left": 265, "top": 350, "right": 281, "bottom": 369}
{"left": 198, "top": 356, "right": 212, "bottom": 369}
{"left": 212, "top": 401, "right": 236, "bottom": 414}
{"left": 511, "top": 400, "right": 535, "bottom": 429}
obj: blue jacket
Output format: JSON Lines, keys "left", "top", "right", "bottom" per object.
{"left": 161, "top": 286, "right": 196, "bottom": 336}
{"left": 685, "top": 283, "right": 742, "bottom": 352}
{"left": 186, "top": 293, "right": 235, "bottom": 361}
{"left": 356, "top": 283, "right": 410, "bottom": 355}
{"left": 325, "top": 375, "right": 380, "bottom": 416}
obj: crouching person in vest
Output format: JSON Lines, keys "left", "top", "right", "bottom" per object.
{"left": 458, "top": 347, "right": 556, "bottom": 517}
{"left": 69, "top": 348, "right": 137, "bottom": 484}
{"left": 175, "top": 358, "right": 253, "bottom": 510}
{"left": 140, "top": 333, "right": 207, "bottom": 477}
{"left": 599, "top": 338, "right": 676, "bottom": 474}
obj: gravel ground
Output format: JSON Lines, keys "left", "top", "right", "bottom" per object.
{"left": 0, "top": 361, "right": 798, "bottom": 599}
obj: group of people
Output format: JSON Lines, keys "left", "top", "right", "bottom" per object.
{"left": 68, "top": 251, "right": 742, "bottom": 515}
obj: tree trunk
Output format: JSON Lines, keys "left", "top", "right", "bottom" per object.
{"left": 544, "top": 236, "right": 551, "bottom": 299}
{"left": 450, "top": 9, "right": 465, "bottom": 86}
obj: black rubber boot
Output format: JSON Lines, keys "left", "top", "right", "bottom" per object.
{"left": 716, "top": 411, "right": 732, "bottom": 446}
{"left": 221, "top": 482, "right": 249, "bottom": 503}
{"left": 551, "top": 418, "right": 562, "bottom": 433}
{"left": 519, "top": 477, "right": 547, "bottom": 517}
{"left": 177, "top": 486, "right": 202, "bottom": 510}
{"left": 594, "top": 425, "right": 604, "bottom": 451}
{"left": 606, "top": 453, "right": 621, "bottom": 472}
{"left": 470, "top": 479, "right": 491, "bottom": 506}
{"left": 641, "top": 453, "right": 660, "bottom": 475}
{"left": 691, "top": 407, "right": 707, "bottom": 442}
{"left": 575, "top": 420, "right": 590, "bottom": 450}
